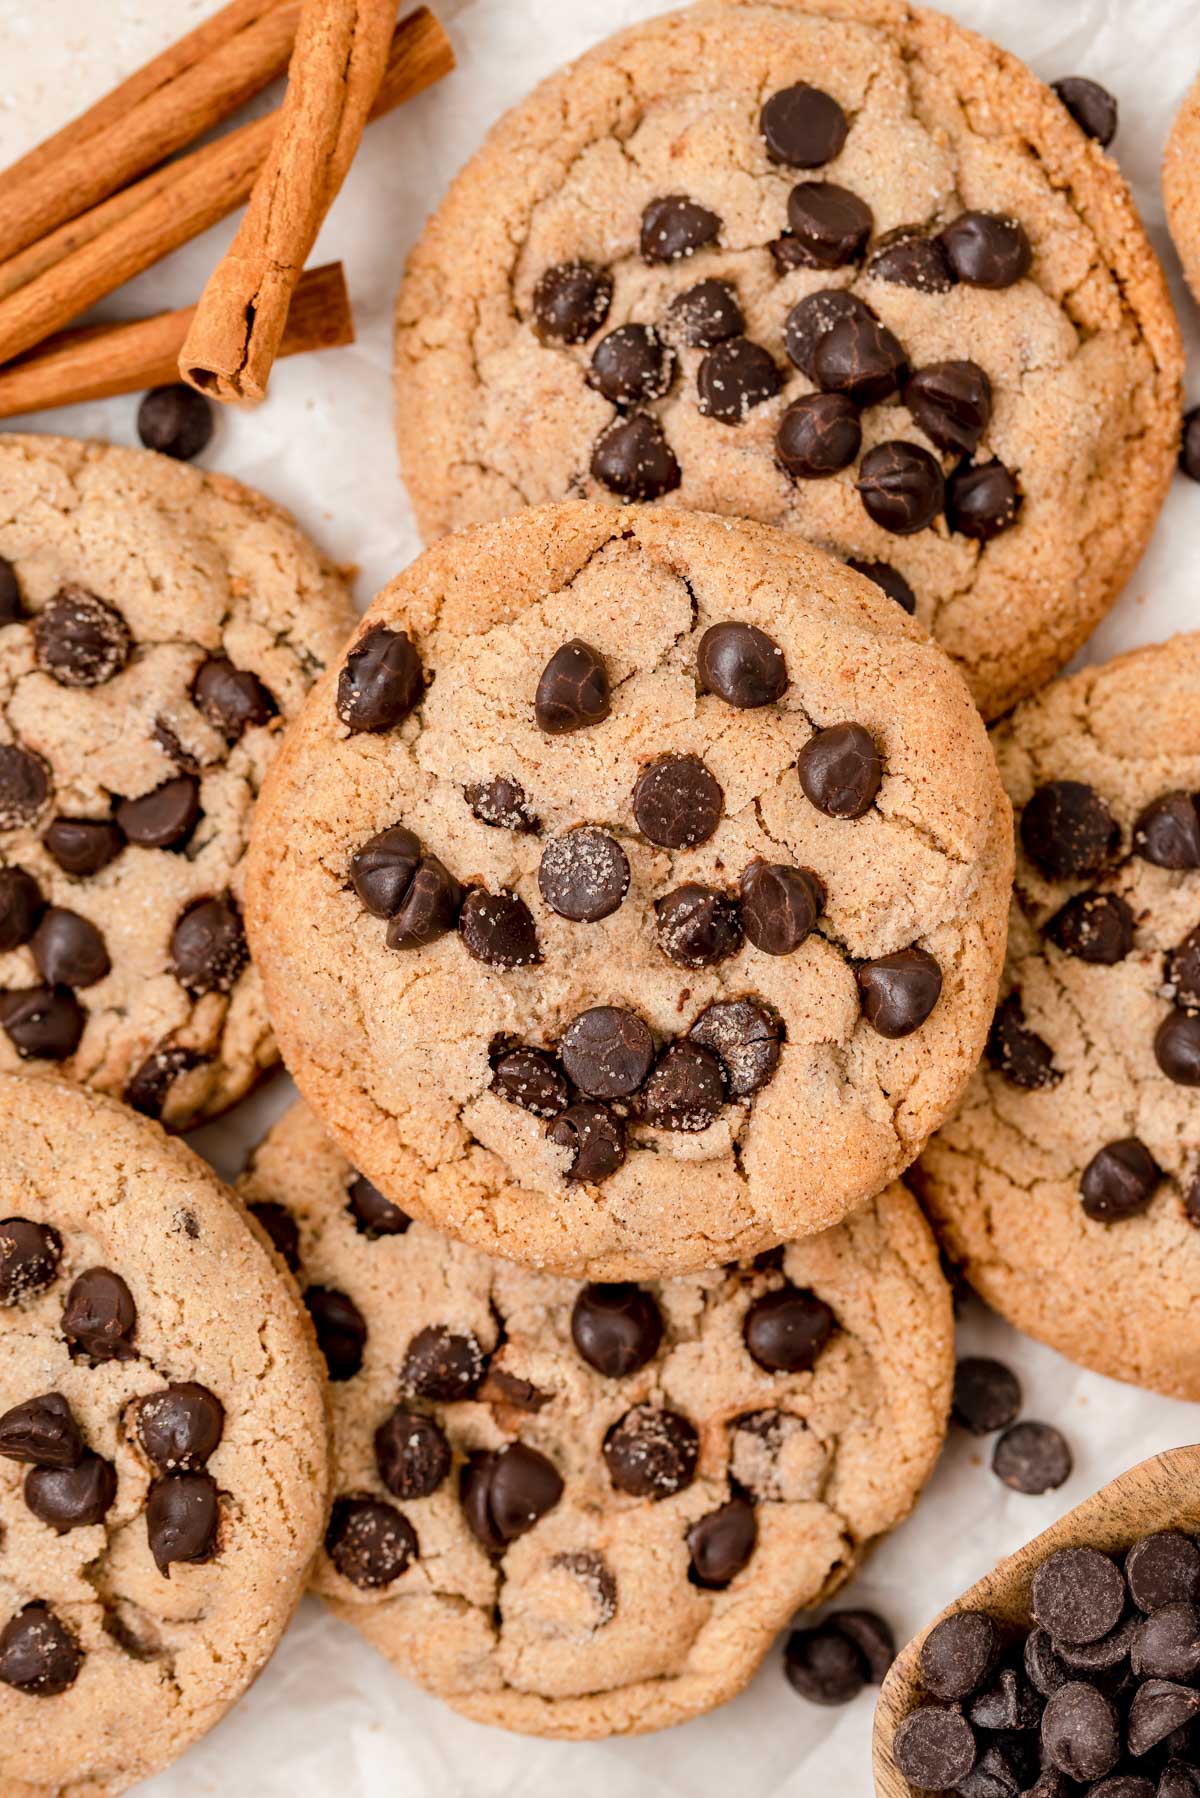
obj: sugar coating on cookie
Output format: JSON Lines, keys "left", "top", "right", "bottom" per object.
{"left": 238, "top": 1101, "right": 952, "bottom": 1738}
{"left": 393, "top": 0, "right": 1181, "bottom": 722}
{"left": 916, "top": 632, "right": 1200, "bottom": 1400}
{"left": 1164, "top": 70, "right": 1200, "bottom": 304}
{"left": 0, "top": 434, "right": 356, "bottom": 1128}
{"left": 0, "top": 1073, "right": 330, "bottom": 1796}
{"left": 246, "top": 502, "right": 1011, "bottom": 1278}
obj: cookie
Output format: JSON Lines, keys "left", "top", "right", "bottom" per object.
{"left": 245, "top": 501, "right": 1011, "bottom": 1278}
{"left": 915, "top": 633, "right": 1200, "bottom": 1401}
{"left": 393, "top": 0, "right": 1182, "bottom": 723}
{"left": 236, "top": 1100, "right": 952, "bottom": 1738}
{"left": 1164, "top": 71, "right": 1200, "bottom": 305}
{"left": 0, "top": 1072, "right": 330, "bottom": 1796}
{"left": 0, "top": 434, "right": 356, "bottom": 1128}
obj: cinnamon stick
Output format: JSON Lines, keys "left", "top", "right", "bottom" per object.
{"left": 179, "top": 0, "right": 397, "bottom": 405}
{"left": 0, "top": 263, "right": 353, "bottom": 419}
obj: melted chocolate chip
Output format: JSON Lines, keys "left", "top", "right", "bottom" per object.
{"left": 124, "top": 1044, "right": 204, "bottom": 1121}
{"left": 350, "top": 825, "right": 421, "bottom": 917}
{"left": 0, "top": 558, "right": 21, "bottom": 623}
{"left": 632, "top": 753, "right": 722, "bottom": 848}
{"left": 1052, "top": 76, "right": 1119, "bottom": 145}
{"left": 170, "top": 895, "right": 247, "bottom": 994}
{"left": 459, "top": 888, "right": 540, "bottom": 968}
{"left": 857, "top": 947, "right": 942, "bottom": 1037}
{"left": 62, "top": 1267, "right": 137, "bottom": 1362}
{"left": 137, "top": 383, "right": 213, "bottom": 459}
{"left": 655, "top": 883, "right": 742, "bottom": 969}
{"left": 0, "top": 986, "right": 84, "bottom": 1061}
{"left": 590, "top": 413, "right": 681, "bottom": 500}
{"left": 743, "top": 1284, "right": 834, "bottom": 1372}
{"left": 535, "top": 639, "right": 611, "bottom": 735}
{"left": 1155, "top": 1010, "right": 1200, "bottom": 1086}
{"left": 571, "top": 1283, "right": 663, "bottom": 1378}
{"left": 336, "top": 625, "right": 424, "bottom": 734}
{"left": 666, "top": 279, "right": 743, "bottom": 347}
{"left": 588, "top": 324, "right": 675, "bottom": 404}
{"left": 812, "top": 313, "right": 908, "bottom": 406}
{"left": 547, "top": 1102, "right": 625, "bottom": 1182}
{"left": 375, "top": 1408, "right": 452, "bottom": 1501}
{"left": 688, "top": 1497, "right": 757, "bottom": 1588}
{"left": 687, "top": 998, "right": 780, "bottom": 1098}
{"left": 0, "top": 1603, "right": 81, "bottom": 1695}
{"left": 560, "top": 1006, "right": 653, "bottom": 1099}
{"left": 250, "top": 1200, "right": 301, "bottom": 1270}
{"left": 698, "top": 622, "right": 787, "bottom": 708}
{"left": 385, "top": 856, "right": 463, "bottom": 951}
{"left": 137, "top": 1384, "right": 224, "bottom": 1470}
{"left": 532, "top": 262, "right": 612, "bottom": 343}
{"left": 640, "top": 194, "right": 721, "bottom": 262}
{"left": 1134, "top": 791, "right": 1200, "bottom": 868}
{"left": 538, "top": 827, "right": 628, "bottom": 922}
{"left": 34, "top": 588, "right": 130, "bottom": 688}
{"left": 25, "top": 1453, "right": 116, "bottom": 1531}
{"left": 192, "top": 656, "right": 276, "bottom": 739}
{"left": 905, "top": 360, "right": 993, "bottom": 453}
{"left": 847, "top": 559, "right": 917, "bottom": 614}
{"left": 43, "top": 816, "right": 123, "bottom": 877}
{"left": 31, "top": 908, "right": 110, "bottom": 989}
{"left": 0, "top": 745, "right": 50, "bottom": 830}
{"left": 776, "top": 392, "right": 861, "bottom": 479}
{"left": 857, "top": 440, "right": 945, "bottom": 533}
{"left": 760, "top": 82, "right": 848, "bottom": 166}
{"left": 740, "top": 861, "right": 823, "bottom": 955}
{"left": 0, "top": 865, "right": 42, "bottom": 951}
{"left": 305, "top": 1286, "right": 367, "bottom": 1381}
{"left": 465, "top": 776, "right": 540, "bottom": 833}
{"left": 0, "top": 1393, "right": 82, "bottom": 1467}
{"left": 641, "top": 1040, "right": 724, "bottom": 1131}
{"left": 490, "top": 1045, "right": 569, "bottom": 1118}
{"left": 603, "top": 1405, "right": 698, "bottom": 1498}
{"left": 784, "top": 289, "right": 875, "bottom": 378}
{"left": 798, "top": 721, "right": 882, "bottom": 818}
{"left": 115, "top": 776, "right": 200, "bottom": 849}
{"left": 402, "top": 1325, "right": 487, "bottom": 1401}
{"left": 993, "top": 1421, "right": 1072, "bottom": 1493}
{"left": 0, "top": 1219, "right": 61, "bottom": 1305}
{"left": 867, "top": 225, "right": 956, "bottom": 292}
{"left": 327, "top": 1495, "right": 417, "bottom": 1588}
{"left": 461, "top": 1443, "right": 564, "bottom": 1551}
{"left": 1046, "top": 891, "right": 1134, "bottom": 965}
{"left": 696, "top": 336, "right": 782, "bottom": 422}
{"left": 347, "top": 1173, "right": 411, "bottom": 1238}
{"left": 939, "top": 211, "right": 1033, "bottom": 287}
{"left": 785, "top": 182, "right": 872, "bottom": 267}
{"left": 1021, "top": 781, "right": 1119, "bottom": 878}
{"left": 946, "top": 457, "right": 1022, "bottom": 540}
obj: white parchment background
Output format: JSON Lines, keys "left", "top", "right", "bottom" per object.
{"left": 1, "top": 1, "right": 1199, "bottom": 1792}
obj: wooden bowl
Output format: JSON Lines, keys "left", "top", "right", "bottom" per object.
{"left": 872, "top": 1445, "right": 1200, "bottom": 1796}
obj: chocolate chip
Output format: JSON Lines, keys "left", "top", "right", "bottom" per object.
{"left": 1041, "top": 1681, "right": 1120, "bottom": 1781}
{"left": 993, "top": 1421, "right": 1072, "bottom": 1494}
{"left": 904, "top": 360, "right": 993, "bottom": 453}
{"left": 759, "top": 82, "right": 848, "bottom": 166}
{"left": 740, "top": 861, "right": 823, "bottom": 956}
{"left": 305, "top": 1287, "right": 367, "bottom": 1381}
{"left": 551, "top": 1550, "right": 617, "bottom": 1624}
{"left": 1022, "top": 781, "right": 1119, "bottom": 879}
{"left": 1046, "top": 890, "right": 1134, "bottom": 964}
{"left": 170, "top": 895, "right": 248, "bottom": 994}
{"left": 893, "top": 1706, "right": 978, "bottom": 1787}
{"left": 1025, "top": 1627, "right": 1072, "bottom": 1698}
{"left": 461, "top": 1443, "right": 564, "bottom": 1552}
{"left": 326, "top": 1495, "right": 417, "bottom": 1588}
{"left": 571, "top": 1283, "right": 663, "bottom": 1377}
{"left": 867, "top": 225, "right": 956, "bottom": 292}
{"left": 946, "top": 457, "right": 1022, "bottom": 540}
{"left": 32, "top": 908, "right": 110, "bottom": 989}
{"left": 465, "top": 776, "right": 540, "bottom": 833}
{"left": 812, "top": 313, "right": 908, "bottom": 405}
{"left": 124, "top": 1044, "right": 204, "bottom": 1121}
{"left": 798, "top": 722, "right": 882, "bottom": 820}
{"left": 665, "top": 279, "right": 744, "bottom": 347}
{"left": 336, "top": 625, "right": 424, "bottom": 733}
{"left": 0, "top": 1219, "right": 61, "bottom": 1305}
{"left": 1183, "top": 409, "right": 1200, "bottom": 482}
{"left": 785, "top": 1625, "right": 867, "bottom": 1705}
{"left": 538, "top": 827, "right": 628, "bottom": 922}
{"left": 532, "top": 262, "right": 612, "bottom": 343}
{"left": 43, "top": 816, "right": 123, "bottom": 877}
{"left": 146, "top": 1471, "right": 218, "bottom": 1576}
{"left": 953, "top": 1356, "right": 1022, "bottom": 1435}
{"left": 603, "top": 1405, "right": 698, "bottom": 1498}
{"left": 459, "top": 888, "right": 540, "bottom": 969}
{"left": 0, "top": 557, "right": 20, "bottom": 623}
{"left": 250, "top": 1200, "right": 300, "bottom": 1270}
{"left": 62, "top": 1267, "right": 136, "bottom": 1362}
{"left": 632, "top": 753, "right": 722, "bottom": 848}
{"left": 115, "top": 776, "right": 200, "bottom": 849}
{"left": 152, "top": 717, "right": 199, "bottom": 774}
{"left": 697, "top": 622, "right": 787, "bottom": 708}
{"left": 385, "top": 856, "right": 463, "bottom": 951}
{"left": 1156, "top": 1011, "right": 1200, "bottom": 1086}
{"left": 490, "top": 1045, "right": 569, "bottom": 1118}
{"left": 1134, "top": 791, "right": 1200, "bottom": 868}
{"left": 920, "top": 1611, "right": 1001, "bottom": 1700}
{"left": 784, "top": 289, "right": 875, "bottom": 379}
{"left": 655, "top": 883, "right": 742, "bottom": 969}
{"left": 857, "top": 440, "right": 945, "bottom": 533}
{"left": 560, "top": 1006, "right": 653, "bottom": 1099}
{"left": 0, "top": 1603, "right": 81, "bottom": 1695}
{"left": 1159, "top": 1764, "right": 1200, "bottom": 1798}
{"left": 374, "top": 1408, "right": 451, "bottom": 1502}
{"left": 1052, "top": 76, "right": 1118, "bottom": 145}
{"left": 0, "top": 1393, "right": 81, "bottom": 1468}
{"left": 986, "top": 992, "right": 1060, "bottom": 1089}
{"left": 688, "top": 1497, "right": 757, "bottom": 1588}
{"left": 0, "top": 986, "right": 84, "bottom": 1061}
{"left": 857, "top": 947, "right": 942, "bottom": 1038}
{"left": 0, "top": 865, "right": 43, "bottom": 951}
{"left": 687, "top": 998, "right": 781, "bottom": 1098}
{"left": 743, "top": 1284, "right": 834, "bottom": 1373}
{"left": 847, "top": 558, "right": 917, "bottom": 614}
{"left": 940, "top": 211, "right": 1033, "bottom": 287}
{"left": 1132, "top": 1604, "right": 1200, "bottom": 1681}
{"left": 402, "top": 1325, "right": 487, "bottom": 1400}
{"left": 347, "top": 1173, "right": 411, "bottom": 1238}
{"left": 696, "top": 336, "right": 782, "bottom": 422}
{"left": 828, "top": 1611, "right": 895, "bottom": 1683}
{"left": 785, "top": 182, "right": 872, "bottom": 267}
{"left": 1127, "top": 1533, "right": 1200, "bottom": 1613}
{"left": 590, "top": 413, "right": 681, "bottom": 500}
{"left": 479, "top": 1367, "right": 551, "bottom": 1413}
{"left": 25, "top": 1452, "right": 116, "bottom": 1531}
{"left": 350, "top": 824, "right": 421, "bottom": 917}
{"left": 34, "top": 588, "right": 130, "bottom": 687}
{"left": 137, "top": 1384, "right": 224, "bottom": 1471}
{"left": 1033, "top": 1548, "right": 1125, "bottom": 1646}
{"left": 776, "top": 392, "right": 861, "bottom": 479}
{"left": 191, "top": 656, "right": 276, "bottom": 739}
{"left": 641, "top": 1040, "right": 724, "bottom": 1131}
{"left": 640, "top": 194, "right": 721, "bottom": 262}
{"left": 968, "top": 1666, "right": 1042, "bottom": 1730}
{"left": 588, "top": 324, "right": 675, "bottom": 404}
{"left": 535, "top": 639, "right": 611, "bottom": 735}
{"left": 0, "top": 744, "right": 50, "bottom": 830}
{"left": 1129, "top": 1680, "right": 1200, "bottom": 1757}
{"left": 1081, "top": 1137, "right": 1160, "bottom": 1220}
{"left": 1056, "top": 1612, "right": 1139, "bottom": 1675}
{"left": 548, "top": 1102, "right": 625, "bottom": 1182}
{"left": 137, "top": 383, "right": 213, "bottom": 459}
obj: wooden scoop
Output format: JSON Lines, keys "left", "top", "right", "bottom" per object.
{"left": 872, "top": 1445, "right": 1200, "bottom": 1795}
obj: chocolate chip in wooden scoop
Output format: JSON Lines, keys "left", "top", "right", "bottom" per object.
{"left": 1127, "top": 1679, "right": 1200, "bottom": 1757}
{"left": 1131, "top": 1603, "right": 1200, "bottom": 1681}
{"left": 893, "top": 1707, "right": 978, "bottom": 1788}
{"left": 1033, "top": 1548, "right": 1126, "bottom": 1644}
{"left": 920, "top": 1610, "right": 1000, "bottom": 1700}
{"left": 1041, "top": 1681, "right": 1120, "bottom": 1781}
{"left": 1126, "top": 1532, "right": 1200, "bottom": 1613}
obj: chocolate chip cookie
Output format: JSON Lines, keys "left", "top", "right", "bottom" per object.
{"left": 1164, "top": 71, "right": 1200, "bottom": 304}
{"left": 237, "top": 1100, "right": 951, "bottom": 1738}
{"left": 0, "top": 434, "right": 356, "bottom": 1128}
{"left": 0, "top": 1072, "right": 329, "bottom": 1795}
{"left": 916, "top": 633, "right": 1200, "bottom": 1401}
{"left": 246, "top": 502, "right": 1011, "bottom": 1277}
{"left": 393, "top": 0, "right": 1182, "bottom": 723}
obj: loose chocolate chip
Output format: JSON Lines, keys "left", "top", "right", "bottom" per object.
{"left": 137, "top": 383, "right": 213, "bottom": 459}
{"left": 740, "top": 861, "right": 823, "bottom": 956}
{"left": 402, "top": 1325, "right": 487, "bottom": 1401}
{"left": 0, "top": 557, "right": 20, "bottom": 623}
{"left": 743, "top": 1284, "right": 834, "bottom": 1373}
{"left": 0, "top": 986, "right": 84, "bottom": 1061}
{"left": 785, "top": 1625, "right": 867, "bottom": 1705}
{"left": 0, "top": 865, "right": 43, "bottom": 951}
{"left": 640, "top": 194, "right": 721, "bottom": 262}
{"left": 655, "top": 883, "right": 742, "bottom": 969}
{"left": 0, "top": 1603, "right": 82, "bottom": 1695}
{"left": 62, "top": 1267, "right": 137, "bottom": 1362}
{"left": 797, "top": 722, "right": 882, "bottom": 819}
{"left": 137, "top": 1384, "right": 224, "bottom": 1471}
{"left": 776, "top": 392, "right": 861, "bottom": 478}
{"left": 603, "top": 1405, "right": 698, "bottom": 1498}
{"left": 1022, "top": 781, "right": 1120, "bottom": 879}
{"left": 385, "top": 856, "right": 463, "bottom": 951}
{"left": 350, "top": 824, "right": 421, "bottom": 917}
{"left": 828, "top": 1611, "right": 895, "bottom": 1684}
{"left": 687, "top": 1496, "right": 757, "bottom": 1589}
{"left": 375, "top": 1408, "right": 451, "bottom": 1501}
{"left": 641, "top": 1040, "right": 724, "bottom": 1132}
{"left": 813, "top": 313, "right": 908, "bottom": 406}
{"left": 146, "top": 1471, "right": 219, "bottom": 1575}
{"left": 305, "top": 1287, "right": 367, "bottom": 1381}
{"left": 591, "top": 412, "right": 681, "bottom": 500}
{"left": 32, "top": 908, "right": 110, "bottom": 989}
{"left": 0, "top": 744, "right": 50, "bottom": 830}
{"left": 632, "top": 753, "right": 722, "bottom": 848}
{"left": 347, "top": 1173, "right": 411, "bottom": 1238}
{"left": 0, "top": 1219, "right": 61, "bottom": 1305}
{"left": 993, "top": 1421, "right": 1072, "bottom": 1494}
{"left": 250, "top": 1201, "right": 300, "bottom": 1270}
{"left": 0, "top": 1393, "right": 81, "bottom": 1468}
{"left": 461, "top": 1443, "right": 564, "bottom": 1552}
{"left": 1052, "top": 76, "right": 1118, "bottom": 145}
{"left": 170, "top": 895, "right": 247, "bottom": 994}
{"left": 25, "top": 1453, "right": 116, "bottom": 1531}
{"left": 326, "top": 1495, "right": 417, "bottom": 1588}
{"left": 893, "top": 1706, "right": 978, "bottom": 1788}
{"left": 336, "top": 625, "right": 424, "bottom": 734}
{"left": 986, "top": 992, "right": 1060, "bottom": 1089}
{"left": 538, "top": 827, "right": 629, "bottom": 922}
{"left": 940, "top": 211, "right": 1033, "bottom": 287}
{"left": 905, "top": 360, "right": 993, "bottom": 454}
{"left": 784, "top": 289, "right": 875, "bottom": 378}
{"left": 1127, "top": 1533, "right": 1200, "bottom": 1613}
{"left": 847, "top": 558, "right": 918, "bottom": 614}
{"left": 571, "top": 1283, "right": 663, "bottom": 1378}
{"left": 43, "top": 816, "right": 123, "bottom": 877}
{"left": 696, "top": 336, "right": 782, "bottom": 422}
{"left": 532, "top": 261, "right": 612, "bottom": 344}
{"left": 1182, "top": 409, "right": 1200, "bottom": 482}
{"left": 1046, "top": 890, "right": 1134, "bottom": 964}
{"left": 953, "top": 1356, "right": 1022, "bottom": 1435}
{"left": 1026, "top": 1627, "right": 1072, "bottom": 1698}
{"left": 1129, "top": 1680, "right": 1200, "bottom": 1757}
{"left": 1155, "top": 1010, "right": 1200, "bottom": 1086}
{"left": 1034, "top": 1548, "right": 1126, "bottom": 1645}
{"left": 1081, "top": 1137, "right": 1161, "bottom": 1220}
{"left": 920, "top": 1611, "right": 1001, "bottom": 1700}
{"left": 124, "top": 1044, "right": 204, "bottom": 1121}
{"left": 697, "top": 622, "right": 787, "bottom": 709}
{"left": 458, "top": 888, "right": 541, "bottom": 969}
{"left": 687, "top": 999, "right": 781, "bottom": 1098}
{"left": 968, "top": 1666, "right": 1042, "bottom": 1730}
{"left": 465, "top": 776, "right": 540, "bottom": 833}
{"left": 760, "top": 82, "right": 848, "bottom": 166}
{"left": 535, "top": 639, "right": 611, "bottom": 736}
{"left": 857, "top": 947, "right": 942, "bottom": 1038}
{"left": 1132, "top": 1603, "right": 1200, "bottom": 1681}
{"left": 946, "top": 457, "right": 1022, "bottom": 540}
{"left": 34, "top": 588, "right": 131, "bottom": 688}
{"left": 491, "top": 1046, "right": 569, "bottom": 1118}
{"left": 191, "top": 656, "right": 276, "bottom": 739}
{"left": 666, "top": 279, "right": 744, "bottom": 348}
{"left": 785, "top": 182, "right": 872, "bottom": 267}
{"left": 560, "top": 1006, "right": 654, "bottom": 1099}
{"left": 866, "top": 225, "right": 956, "bottom": 292}
{"left": 548, "top": 1101, "right": 625, "bottom": 1183}
{"left": 1134, "top": 791, "right": 1200, "bottom": 868}
{"left": 1042, "top": 1681, "right": 1120, "bottom": 1781}
{"left": 588, "top": 324, "right": 675, "bottom": 405}
{"left": 115, "top": 776, "right": 200, "bottom": 850}
{"left": 857, "top": 440, "right": 945, "bottom": 533}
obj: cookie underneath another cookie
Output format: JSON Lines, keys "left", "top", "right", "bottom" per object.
{"left": 1164, "top": 70, "right": 1200, "bottom": 305}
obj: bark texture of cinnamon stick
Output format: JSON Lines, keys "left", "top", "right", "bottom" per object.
{"left": 179, "top": 0, "right": 399, "bottom": 405}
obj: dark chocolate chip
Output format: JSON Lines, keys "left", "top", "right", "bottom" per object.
{"left": 571, "top": 1283, "right": 663, "bottom": 1378}
{"left": 1132, "top": 1603, "right": 1200, "bottom": 1681}
{"left": 687, "top": 999, "right": 781, "bottom": 1098}
{"left": 785, "top": 182, "right": 872, "bottom": 267}
{"left": 137, "top": 1383, "right": 224, "bottom": 1471}
{"left": 0, "top": 865, "right": 42, "bottom": 951}
{"left": 968, "top": 1666, "right": 1042, "bottom": 1730}
{"left": 137, "top": 384, "right": 213, "bottom": 459}
{"left": 1033, "top": 1548, "right": 1125, "bottom": 1645}
{"left": 641, "top": 1040, "right": 724, "bottom": 1131}
{"left": 0, "top": 986, "right": 84, "bottom": 1061}
{"left": 32, "top": 908, "right": 110, "bottom": 989}
{"left": 590, "top": 413, "right": 681, "bottom": 500}
{"left": 191, "top": 656, "right": 276, "bottom": 740}
{"left": 146, "top": 1471, "right": 219, "bottom": 1576}
{"left": 0, "top": 1219, "right": 61, "bottom": 1305}
{"left": 857, "top": 440, "right": 945, "bottom": 533}
{"left": 62, "top": 1267, "right": 137, "bottom": 1362}
{"left": 1127, "top": 1532, "right": 1200, "bottom": 1613}
{"left": 491, "top": 1046, "right": 569, "bottom": 1118}
{"left": 34, "top": 588, "right": 130, "bottom": 688}
{"left": 0, "top": 744, "right": 50, "bottom": 830}
{"left": 170, "top": 895, "right": 247, "bottom": 994}
{"left": 665, "top": 279, "right": 744, "bottom": 348}
{"left": 986, "top": 992, "right": 1060, "bottom": 1089}
{"left": 1159, "top": 1765, "right": 1200, "bottom": 1798}
{"left": 776, "top": 392, "right": 861, "bottom": 478}
{"left": 904, "top": 359, "right": 993, "bottom": 453}
{"left": 1080, "top": 1137, "right": 1161, "bottom": 1220}
{"left": 458, "top": 888, "right": 540, "bottom": 968}
{"left": 812, "top": 313, "right": 908, "bottom": 406}
{"left": 124, "top": 1044, "right": 204, "bottom": 1121}
{"left": 115, "top": 776, "right": 200, "bottom": 851}
{"left": 385, "top": 856, "right": 463, "bottom": 950}
{"left": 465, "top": 776, "right": 540, "bottom": 833}
{"left": 1128, "top": 1680, "right": 1200, "bottom": 1757}
{"left": 402, "top": 1325, "right": 487, "bottom": 1401}
{"left": 1056, "top": 1612, "right": 1139, "bottom": 1674}
{"left": 42, "top": 816, "right": 122, "bottom": 877}
{"left": 535, "top": 639, "right": 611, "bottom": 735}
{"left": 461, "top": 1443, "right": 564, "bottom": 1551}
{"left": 827, "top": 1611, "right": 895, "bottom": 1684}
{"left": 603, "top": 1405, "right": 698, "bottom": 1498}
{"left": 0, "top": 1393, "right": 82, "bottom": 1468}
{"left": 893, "top": 1706, "right": 978, "bottom": 1787}
{"left": 784, "top": 289, "right": 876, "bottom": 379}
{"left": 1183, "top": 409, "right": 1200, "bottom": 483}
{"left": 560, "top": 1006, "right": 653, "bottom": 1099}
{"left": 857, "top": 947, "right": 942, "bottom": 1037}
{"left": 920, "top": 1611, "right": 1001, "bottom": 1700}
{"left": 1167, "top": 932, "right": 1200, "bottom": 1010}
{"left": 946, "top": 457, "right": 1022, "bottom": 540}
{"left": 697, "top": 621, "right": 787, "bottom": 708}
{"left": 847, "top": 558, "right": 917, "bottom": 614}
{"left": 588, "top": 324, "right": 675, "bottom": 405}
{"left": 1046, "top": 890, "right": 1134, "bottom": 964}
{"left": 797, "top": 721, "right": 882, "bottom": 818}
{"left": 326, "top": 1495, "right": 417, "bottom": 1588}
{"left": 347, "top": 1173, "right": 411, "bottom": 1238}
{"left": 632, "top": 753, "right": 722, "bottom": 848}
{"left": 0, "top": 557, "right": 21, "bottom": 623}
{"left": 1021, "top": 781, "right": 1120, "bottom": 879}
{"left": 640, "top": 194, "right": 721, "bottom": 263}
{"left": 952, "top": 1356, "right": 1022, "bottom": 1435}
{"left": 350, "top": 824, "right": 421, "bottom": 917}
{"left": 743, "top": 1284, "right": 834, "bottom": 1373}
{"left": 249, "top": 1199, "right": 300, "bottom": 1270}
{"left": 0, "top": 1603, "right": 82, "bottom": 1695}
{"left": 1026, "top": 1627, "right": 1072, "bottom": 1698}
{"left": 740, "top": 860, "right": 823, "bottom": 956}
{"left": 25, "top": 1453, "right": 116, "bottom": 1531}
{"left": 1052, "top": 76, "right": 1118, "bottom": 145}
{"left": 548, "top": 1101, "right": 625, "bottom": 1183}
{"left": 538, "top": 827, "right": 629, "bottom": 922}
{"left": 478, "top": 1367, "right": 551, "bottom": 1413}
{"left": 940, "top": 211, "right": 1033, "bottom": 287}
{"left": 532, "top": 262, "right": 612, "bottom": 344}
{"left": 1042, "top": 1682, "right": 1120, "bottom": 1782}
{"left": 305, "top": 1287, "right": 367, "bottom": 1381}
{"left": 375, "top": 1408, "right": 451, "bottom": 1501}
{"left": 688, "top": 1497, "right": 757, "bottom": 1589}
{"left": 993, "top": 1421, "right": 1072, "bottom": 1494}
{"left": 655, "top": 883, "right": 742, "bottom": 969}
{"left": 336, "top": 625, "right": 424, "bottom": 734}
{"left": 785, "top": 1625, "right": 867, "bottom": 1705}
{"left": 696, "top": 336, "right": 782, "bottom": 422}
{"left": 1155, "top": 1011, "right": 1200, "bottom": 1086}
{"left": 760, "top": 83, "right": 848, "bottom": 166}
{"left": 960, "top": 1741, "right": 1038, "bottom": 1797}
{"left": 1134, "top": 792, "right": 1200, "bottom": 869}
{"left": 866, "top": 225, "right": 956, "bottom": 292}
